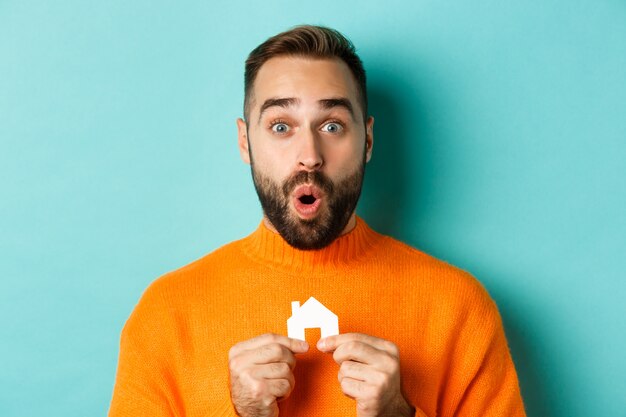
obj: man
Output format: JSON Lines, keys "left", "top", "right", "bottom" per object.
{"left": 109, "top": 25, "right": 526, "bottom": 417}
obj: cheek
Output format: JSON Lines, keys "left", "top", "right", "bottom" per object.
{"left": 324, "top": 141, "right": 365, "bottom": 174}
{"left": 251, "top": 146, "right": 292, "bottom": 181}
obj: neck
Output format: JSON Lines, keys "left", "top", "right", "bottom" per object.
{"left": 242, "top": 214, "right": 382, "bottom": 274}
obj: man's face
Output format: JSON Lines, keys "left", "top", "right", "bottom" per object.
{"left": 237, "top": 56, "right": 374, "bottom": 250}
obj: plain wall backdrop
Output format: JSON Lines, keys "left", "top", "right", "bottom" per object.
{"left": 1, "top": 1, "right": 624, "bottom": 416}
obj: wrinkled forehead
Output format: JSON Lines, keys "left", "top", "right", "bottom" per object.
{"left": 249, "top": 56, "right": 362, "bottom": 121}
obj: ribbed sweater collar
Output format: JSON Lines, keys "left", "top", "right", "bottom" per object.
{"left": 241, "top": 216, "right": 383, "bottom": 274}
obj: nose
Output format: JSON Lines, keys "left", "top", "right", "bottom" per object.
{"left": 297, "top": 127, "right": 323, "bottom": 170}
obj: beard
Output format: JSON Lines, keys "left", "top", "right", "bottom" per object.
{"left": 250, "top": 153, "right": 366, "bottom": 251}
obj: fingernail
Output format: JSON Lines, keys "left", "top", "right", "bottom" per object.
{"left": 317, "top": 338, "right": 326, "bottom": 350}
{"left": 300, "top": 340, "right": 309, "bottom": 350}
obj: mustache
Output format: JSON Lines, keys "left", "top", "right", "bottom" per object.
{"left": 281, "top": 171, "right": 335, "bottom": 197}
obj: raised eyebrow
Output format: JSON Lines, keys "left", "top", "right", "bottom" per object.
{"left": 318, "top": 98, "right": 356, "bottom": 121}
{"left": 257, "top": 97, "right": 299, "bottom": 125}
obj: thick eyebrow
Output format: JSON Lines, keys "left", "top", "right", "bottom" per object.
{"left": 258, "top": 97, "right": 299, "bottom": 125}
{"left": 318, "top": 97, "right": 356, "bottom": 121}
{"left": 256, "top": 96, "right": 356, "bottom": 125}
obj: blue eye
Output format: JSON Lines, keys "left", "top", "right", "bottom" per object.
{"left": 321, "top": 122, "right": 343, "bottom": 133}
{"left": 271, "top": 123, "right": 290, "bottom": 134}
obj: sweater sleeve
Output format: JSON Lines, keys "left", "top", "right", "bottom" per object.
{"left": 448, "top": 284, "right": 526, "bottom": 417}
{"left": 108, "top": 281, "right": 185, "bottom": 417}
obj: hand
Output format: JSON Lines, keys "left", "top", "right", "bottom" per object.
{"left": 228, "top": 333, "right": 309, "bottom": 417}
{"left": 318, "top": 333, "right": 415, "bottom": 417}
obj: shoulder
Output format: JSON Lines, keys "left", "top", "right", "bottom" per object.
{"left": 145, "top": 235, "right": 248, "bottom": 297}
{"left": 378, "top": 236, "right": 503, "bottom": 344}
{"left": 378, "top": 235, "right": 462, "bottom": 272}
{"left": 123, "top": 236, "right": 248, "bottom": 328}
{"left": 375, "top": 233, "right": 497, "bottom": 315}
{"left": 374, "top": 233, "right": 474, "bottom": 283}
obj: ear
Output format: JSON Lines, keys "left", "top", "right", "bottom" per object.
{"left": 236, "top": 118, "right": 251, "bottom": 164}
{"left": 365, "top": 116, "right": 374, "bottom": 163}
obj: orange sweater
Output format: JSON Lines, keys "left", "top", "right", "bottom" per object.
{"left": 109, "top": 217, "right": 526, "bottom": 417}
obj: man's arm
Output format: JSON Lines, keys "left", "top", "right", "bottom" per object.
{"left": 108, "top": 331, "right": 181, "bottom": 416}
{"left": 447, "top": 298, "right": 526, "bottom": 417}
{"left": 108, "top": 284, "right": 183, "bottom": 417}
{"left": 317, "top": 290, "right": 526, "bottom": 417}
{"left": 423, "top": 279, "right": 526, "bottom": 417}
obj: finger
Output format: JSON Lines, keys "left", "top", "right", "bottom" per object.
{"left": 229, "top": 344, "right": 297, "bottom": 373}
{"left": 252, "top": 343, "right": 298, "bottom": 366}
{"left": 318, "top": 333, "right": 399, "bottom": 357}
{"left": 230, "top": 333, "right": 309, "bottom": 359}
{"left": 332, "top": 340, "right": 384, "bottom": 365}
{"left": 267, "top": 378, "right": 294, "bottom": 399}
{"left": 339, "top": 377, "right": 374, "bottom": 400}
{"left": 250, "top": 362, "right": 293, "bottom": 380}
{"left": 333, "top": 341, "right": 400, "bottom": 375}
{"left": 338, "top": 360, "right": 368, "bottom": 382}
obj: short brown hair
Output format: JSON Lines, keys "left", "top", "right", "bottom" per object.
{"left": 243, "top": 25, "right": 367, "bottom": 122}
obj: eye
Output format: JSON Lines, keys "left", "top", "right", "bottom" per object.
{"left": 321, "top": 121, "right": 344, "bottom": 134}
{"left": 270, "top": 122, "right": 290, "bottom": 134}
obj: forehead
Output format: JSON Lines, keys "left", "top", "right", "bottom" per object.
{"left": 251, "top": 56, "right": 360, "bottom": 113}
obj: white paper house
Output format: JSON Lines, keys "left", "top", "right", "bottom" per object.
{"left": 287, "top": 296, "right": 339, "bottom": 341}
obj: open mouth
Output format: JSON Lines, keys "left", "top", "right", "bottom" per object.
{"left": 298, "top": 194, "right": 317, "bottom": 205}
{"left": 293, "top": 185, "right": 323, "bottom": 218}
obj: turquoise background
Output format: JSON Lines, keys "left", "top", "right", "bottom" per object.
{"left": 1, "top": 1, "right": 624, "bottom": 416}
